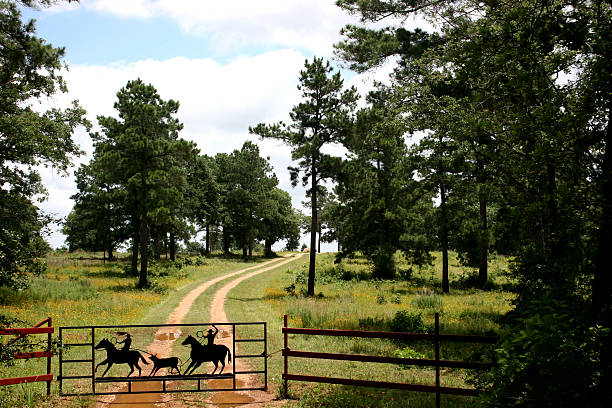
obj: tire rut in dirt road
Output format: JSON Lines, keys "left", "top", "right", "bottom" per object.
{"left": 94, "top": 255, "right": 294, "bottom": 408}
{"left": 207, "top": 253, "right": 306, "bottom": 407}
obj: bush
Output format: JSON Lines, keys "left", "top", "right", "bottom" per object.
{"left": 369, "top": 248, "right": 396, "bottom": 280}
{"left": 393, "top": 345, "right": 426, "bottom": 369}
{"left": 185, "top": 241, "right": 207, "bottom": 256}
{"left": 389, "top": 310, "right": 427, "bottom": 333}
{"left": 475, "top": 298, "right": 606, "bottom": 408}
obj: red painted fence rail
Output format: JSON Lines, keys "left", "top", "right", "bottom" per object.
{"left": 282, "top": 313, "right": 498, "bottom": 408}
{"left": 0, "top": 317, "right": 54, "bottom": 395}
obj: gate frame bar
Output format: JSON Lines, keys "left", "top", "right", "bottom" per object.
{"left": 59, "top": 321, "right": 266, "bottom": 396}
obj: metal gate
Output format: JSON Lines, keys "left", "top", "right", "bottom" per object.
{"left": 58, "top": 321, "right": 267, "bottom": 396}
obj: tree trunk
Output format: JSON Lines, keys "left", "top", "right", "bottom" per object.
{"left": 154, "top": 230, "right": 161, "bottom": 260}
{"left": 205, "top": 224, "right": 210, "bottom": 254}
{"left": 440, "top": 183, "right": 449, "bottom": 293}
{"left": 478, "top": 193, "right": 488, "bottom": 287}
{"left": 265, "top": 239, "right": 273, "bottom": 257}
{"left": 317, "top": 224, "right": 321, "bottom": 253}
{"left": 131, "top": 216, "right": 140, "bottom": 276}
{"left": 169, "top": 232, "right": 176, "bottom": 261}
{"left": 248, "top": 243, "right": 253, "bottom": 257}
{"left": 594, "top": 97, "right": 612, "bottom": 399}
{"left": 308, "top": 160, "right": 317, "bottom": 296}
{"left": 222, "top": 225, "right": 230, "bottom": 254}
{"left": 138, "top": 213, "right": 149, "bottom": 288}
{"left": 242, "top": 232, "right": 247, "bottom": 258}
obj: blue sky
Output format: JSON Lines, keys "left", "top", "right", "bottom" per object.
{"left": 21, "top": 5, "right": 286, "bottom": 65}
{"left": 22, "top": 0, "right": 401, "bottom": 250}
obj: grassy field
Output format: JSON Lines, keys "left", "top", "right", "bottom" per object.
{"left": 0, "top": 252, "right": 269, "bottom": 408}
{"left": 224, "top": 251, "right": 513, "bottom": 408}
{"left": 1, "top": 250, "right": 513, "bottom": 408}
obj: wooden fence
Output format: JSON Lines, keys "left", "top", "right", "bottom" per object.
{"left": 282, "top": 313, "right": 498, "bottom": 408}
{"left": 0, "top": 317, "right": 54, "bottom": 395}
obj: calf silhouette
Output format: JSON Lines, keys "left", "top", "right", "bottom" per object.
{"left": 148, "top": 354, "right": 181, "bottom": 376}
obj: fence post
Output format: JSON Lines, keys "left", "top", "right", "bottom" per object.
{"left": 264, "top": 322, "right": 268, "bottom": 392}
{"left": 435, "top": 312, "right": 440, "bottom": 408}
{"left": 232, "top": 323, "right": 236, "bottom": 391}
{"left": 46, "top": 317, "right": 52, "bottom": 396}
{"left": 283, "top": 314, "right": 288, "bottom": 394}
{"left": 91, "top": 327, "right": 95, "bottom": 395}
{"left": 59, "top": 327, "right": 63, "bottom": 395}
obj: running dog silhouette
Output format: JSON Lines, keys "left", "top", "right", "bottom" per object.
{"left": 94, "top": 338, "right": 148, "bottom": 377}
{"left": 181, "top": 334, "right": 231, "bottom": 375}
{"left": 149, "top": 354, "right": 181, "bottom": 376}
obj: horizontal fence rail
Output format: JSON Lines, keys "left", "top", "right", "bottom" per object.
{"left": 0, "top": 317, "right": 54, "bottom": 395}
{"left": 282, "top": 313, "right": 498, "bottom": 408}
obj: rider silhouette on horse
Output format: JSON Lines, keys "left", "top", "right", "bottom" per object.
{"left": 204, "top": 325, "right": 218, "bottom": 347}
{"left": 116, "top": 332, "right": 132, "bottom": 352}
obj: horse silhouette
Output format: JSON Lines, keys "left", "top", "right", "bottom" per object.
{"left": 181, "top": 334, "right": 231, "bottom": 375}
{"left": 94, "top": 338, "right": 148, "bottom": 378}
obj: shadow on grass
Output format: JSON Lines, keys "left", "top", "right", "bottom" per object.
{"left": 204, "top": 252, "right": 280, "bottom": 263}
{"left": 84, "top": 268, "right": 128, "bottom": 279}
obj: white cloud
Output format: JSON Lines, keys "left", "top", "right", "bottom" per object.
{"left": 50, "top": 0, "right": 359, "bottom": 56}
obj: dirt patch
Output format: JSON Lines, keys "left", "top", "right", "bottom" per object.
{"left": 207, "top": 378, "right": 255, "bottom": 406}
{"left": 153, "top": 331, "right": 181, "bottom": 341}
{"left": 210, "top": 391, "right": 255, "bottom": 406}
{"left": 103, "top": 381, "right": 163, "bottom": 406}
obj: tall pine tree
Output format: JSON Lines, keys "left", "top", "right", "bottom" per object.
{"left": 250, "top": 57, "right": 358, "bottom": 296}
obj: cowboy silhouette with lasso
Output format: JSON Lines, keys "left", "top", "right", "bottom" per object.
{"left": 116, "top": 331, "right": 132, "bottom": 352}
{"left": 204, "top": 325, "right": 218, "bottom": 347}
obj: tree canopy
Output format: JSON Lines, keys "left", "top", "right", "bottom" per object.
{"left": 0, "top": 0, "right": 88, "bottom": 288}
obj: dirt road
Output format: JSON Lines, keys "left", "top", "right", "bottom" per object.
{"left": 94, "top": 253, "right": 303, "bottom": 407}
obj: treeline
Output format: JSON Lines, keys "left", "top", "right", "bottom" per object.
{"left": 62, "top": 80, "right": 300, "bottom": 288}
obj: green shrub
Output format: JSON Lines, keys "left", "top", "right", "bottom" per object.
{"left": 370, "top": 248, "right": 396, "bottom": 280}
{"left": 389, "top": 310, "right": 427, "bottom": 333}
{"left": 393, "top": 345, "right": 426, "bottom": 369}
{"left": 476, "top": 299, "right": 605, "bottom": 408}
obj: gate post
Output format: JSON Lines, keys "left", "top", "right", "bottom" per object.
{"left": 91, "top": 327, "right": 95, "bottom": 395}
{"left": 264, "top": 321, "right": 268, "bottom": 392}
{"left": 59, "top": 327, "right": 63, "bottom": 395}
{"left": 47, "top": 317, "right": 52, "bottom": 396}
{"left": 283, "top": 314, "right": 288, "bottom": 394}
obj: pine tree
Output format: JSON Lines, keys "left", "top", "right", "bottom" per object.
{"left": 250, "top": 57, "right": 358, "bottom": 296}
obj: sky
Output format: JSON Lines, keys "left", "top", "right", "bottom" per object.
{"left": 21, "top": 0, "right": 410, "bottom": 251}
